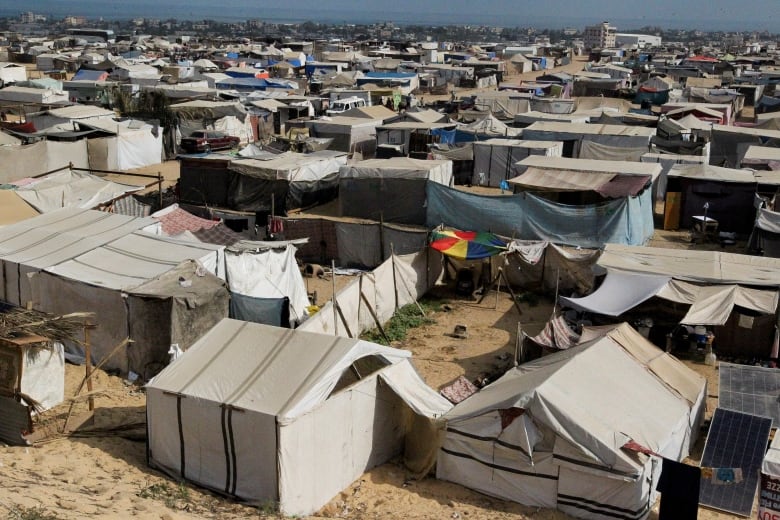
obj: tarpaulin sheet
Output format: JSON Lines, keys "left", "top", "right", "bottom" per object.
{"left": 560, "top": 271, "right": 671, "bottom": 316}
{"left": 426, "top": 182, "right": 654, "bottom": 248}
{"left": 229, "top": 293, "right": 290, "bottom": 327}
{"left": 225, "top": 244, "right": 309, "bottom": 323}
{"left": 579, "top": 140, "right": 648, "bottom": 162}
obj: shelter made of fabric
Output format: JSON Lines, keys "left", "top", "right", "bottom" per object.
{"left": 147, "top": 318, "right": 451, "bottom": 516}
{"left": 438, "top": 322, "right": 706, "bottom": 519}
{"left": 560, "top": 270, "right": 778, "bottom": 326}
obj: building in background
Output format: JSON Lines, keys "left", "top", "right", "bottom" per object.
{"left": 616, "top": 33, "right": 662, "bottom": 49}
{"left": 584, "top": 21, "right": 616, "bottom": 50}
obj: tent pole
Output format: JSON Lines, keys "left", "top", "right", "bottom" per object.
{"left": 379, "top": 212, "right": 386, "bottom": 261}
{"left": 332, "top": 259, "right": 338, "bottom": 336}
{"left": 514, "top": 321, "right": 524, "bottom": 366}
{"left": 84, "top": 319, "right": 94, "bottom": 412}
{"left": 361, "top": 291, "right": 390, "bottom": 344}
{"left": 498, "top": 268, "right": 523, "bottom": 317}
{"left": 391, "top": 245, "right": 399, "bottom": 311}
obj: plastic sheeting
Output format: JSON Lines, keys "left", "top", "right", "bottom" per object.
{"left": 561, "top": 269, "right": 778, "bottom": 325}
{"left": 230, "top": 293, "right": 290, "bottom": 326}
{"left": 224, "top": 244, "right": 309, "bottom": 323}
{"left": 641, "top": 152, "right": 707, "bottom": 202}
{"left": 560, "top": 271, "right": 671, "bottom": 316}
{"left": 426, "top": 182, "right": 654, "bottom": 248}
{"left": 14, "top": 169, "right": 143, "bottom": 213}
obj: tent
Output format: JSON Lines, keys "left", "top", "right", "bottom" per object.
{"left": 30, "top": 231, "right": 226, "bottom": 374}
{"left": 224, "top": 240, "right": 310, "bottom": 326}
{"left": 749, "top": 207, "right": 780, "bottom": 258}
{"left": 640, "top": 152, "right": 707, "bottom": 202}
{"left": 437, "top": 323, "right": 706, "bottom": 520}
{"left": 454, "top": 114, "right": 521, "bottom": 143}
{"left": 81, "top": 119, "right": 165, "bottom": 171}
{"left": 0, "top": 140, "right": 90, "bottom": 183}
{"left": 305, "top": 116, "right": 383, "bottom": 156}
{"left": 430, "top": 230, "right": 507, "bottom": 260}
{"left": 227, "top": 151, "right": 347, "bottom": 212}
{"left": 709, "top": 125, "right": 780, "bottom": 168}
{"left": 146, "top": 318, "right": 451, "bottom": 516}
{"left": 124, "top": 260, "right": 230, "bottom": 379}
{"left": 472, "top": 139, "right": 563, "bottom": 187}
{"left": 521, "top": 122, "right": 655, "bottom": 158}
{"left": 666, "top": 164, "right": 757, "bottom": 233}
{"left": 339, "top": 158, "right": 453, "bottom": 225}
{"left": 0, "top": 208, "right": 154, "bottom": 307}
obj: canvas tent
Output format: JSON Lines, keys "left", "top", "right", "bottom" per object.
{"left": 30, "top": 231, "right": 226, "bottom": 374}
{"left": 472, "top": 139, "right": 563, "bottom": 187}
{"left": 709, "top": 125, "right": 780, "bottom": 168}
{"left": 750, "top": 207, "right": 780, "bottom": 258}
{"left": 305, "top": 116, "right": 383, "bottom": 155}
{"left": 339, "top": 158, "right": 453, "bottom": 225}
{"left": 0, "top": 208, "right": 154, "bottom": 307}
{"left": 147, "top": 319, "right": 452, "bottom": 516}
{"left": 437, "top": 322, "right": 706, "bottom": 520}
{"left": 81, "top": 119, "right": 165, "bottom": 171}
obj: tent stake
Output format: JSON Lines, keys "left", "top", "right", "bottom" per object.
{"left": 361, "top": 291, "right": 390, "bottom": 344}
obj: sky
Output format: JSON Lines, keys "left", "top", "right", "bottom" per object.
{"left": 7, "top": 0, "right": 780, "bottom": 31}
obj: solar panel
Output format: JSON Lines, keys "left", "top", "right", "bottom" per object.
{"left": 699, "top": 408, "right": 772, "bottom": 517}
{"left": 719, "top": 362, "right": 780, "bottom": 424}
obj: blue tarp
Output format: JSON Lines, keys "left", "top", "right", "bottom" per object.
{"left": 431, "top": 128, "right": 456, "bottom": 144}
{"left": 425, "top": 182, "right": 654, "bottom": 248}
{"left": 216, "top": 77, "right": 268, "bottom": 90}
{"left": 226, "top": 52, "right": 239, "bottom": 59}
{"left": 72, "top": 69, "right": 107, "bottom": 81}
{"left": 225, "top": 69, "right": 259, "bottom": 78}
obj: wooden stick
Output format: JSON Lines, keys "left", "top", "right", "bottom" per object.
{"left": 62, "top": 337, "right": 131, "bottom": 433}
{"left": 360, "top": 291, "right": 390, "bottom": 344}
{"left": 332, "top": 259, "right": 338, "bottom": 336}
{"left": 84, "top": 320, "right": 94, "bottom": 412}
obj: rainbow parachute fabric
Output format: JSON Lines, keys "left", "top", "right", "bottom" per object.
{"left": 430, "top": 230, "right": 507, "bottom": 260}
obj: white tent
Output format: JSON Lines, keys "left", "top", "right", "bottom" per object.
{"left": 147, "top": 319, "right": 451, "bottom": 516}
{"left": 521, "top": 122, "right": 655, "bottom": 158}
{"left": 437, "top": 323, "right": 706, "bottom": 520}
{"left": 82, "top": 119, "right": 164, "bottom": 171}
{"left": 225, "top": 241, "right": 311, "bottom": 324}
{"left": 0, "top": 208, "right": 154, "bottom": 307}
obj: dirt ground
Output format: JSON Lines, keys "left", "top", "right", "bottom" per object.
{"left": 0, "top": 56, "right": 750, "bottom": 520}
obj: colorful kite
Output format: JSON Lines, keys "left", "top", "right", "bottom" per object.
{"left": 430, "top": 230, "right": 507, "bottom": 260}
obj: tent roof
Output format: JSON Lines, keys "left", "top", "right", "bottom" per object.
{"left": 445, "top": 323, "right": 703, "bottom": 470}
{"left": 712, "top": 124, "right": 780, "bottom": 140}
{"left": 742, "top": 145, "right": 780, "bottom": 163}
{"left": 523, "top": 121, "right": 656, "bottom": 137}
{"left": 146, "top": 318, "right": 436, "bottom": 420}
{"left": 667, "top": 163, "right": 756, "bottom": 183}
{"left": 515, "top": 155, "right": 662, "bottom": 178}
{"left": 339, "top": 157, "right": 451, "bottom": 180}
{"left": 14, "top": 170, "right": 143, "bottom": 213}
{"left": 0, "top": 191, "right": 39, "bottom": 226}
{"left": 509, "top": 167, "right": 650, "bottom": 197}
{"left": 229, "top": 151, "right": 347, "bottom": 182}
{"left": 45, "top": 231, "right": 223, "bottom": 291}
{"left": 0, "top": 208, "right": 153, "bottom": 269}
{"left": 46, "top": 104, "right": 115, "bottom": 120}
{"left": 599, "top": 244, "right": 780, "bottom": 287}
{"left": 340, "top": 105, "right": 397, "bottom": 120}
{"left": 674, "top": 113, "right": 715, "bottom": 130}
{"left": 128, "top": 259, "right": 226, "bottom": 301}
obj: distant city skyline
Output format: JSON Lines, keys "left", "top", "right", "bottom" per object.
{"left": 3, "top": 0, "right": 780, "bottom": 32}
